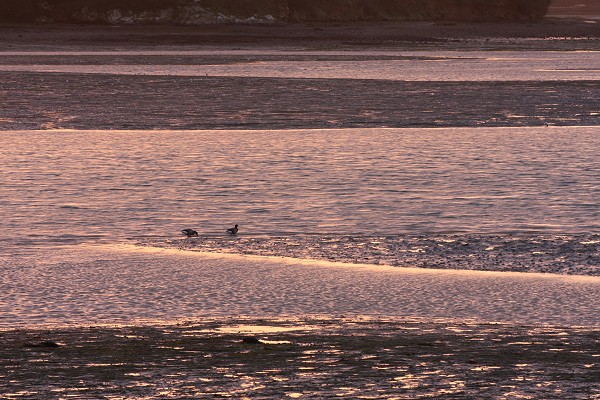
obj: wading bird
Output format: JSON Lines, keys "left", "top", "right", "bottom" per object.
{"left": 181, "top": 228, "right": 198, "bottom": 237}
{"left": 226, "top": 224, "right": 239, "bottom": 235}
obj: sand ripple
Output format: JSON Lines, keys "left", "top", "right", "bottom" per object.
{"left": 1, "top": 244, "right": 599, "bottom": 328}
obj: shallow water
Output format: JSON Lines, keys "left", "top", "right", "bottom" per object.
{"left": 1, "top": 245, "right": 599, "bottom": 328}
{"left": 1, "top": 50, "right": 599, "bottom": 81}
{"left": 2, "top": 45, "right": 600, "bottom": 399}
{"left": 1, "top": 49, "right": 600, "bottom": 335}
{"left": 2, "top": 50, "right": 599, "bottom": 130}
{"left": 148, "top": 233, "right": 600, "bottom": 276}
{"left": 1, "top": 127, "right": 600, "bottom": 250}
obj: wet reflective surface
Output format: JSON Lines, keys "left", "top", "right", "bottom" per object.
{"left": 150, "top": 233, "right": 600, "bottom": 276}
{"left": 1, "top": 317, "right": 599, "bottom": 399}
{"left": 1, "top": 245, "right": 599, "bottom": 328}
{"left": 2, "top": 127, "right": 600, "bottom": 250}
{"left": 1, "top": 51, "right": 600, "bottom": 131}
{"left": 1, "top": 50, "right": 600, "bottom": 81}
{"left": 2, "top": 46, "right": 600, "bottom": 398}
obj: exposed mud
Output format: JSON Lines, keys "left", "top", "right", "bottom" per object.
{"left": 2, "top": 70, "right": 599, "bottom": 130}
{"left": 144, "top": 233, "right": 600, "bottom": 276}
{"left": 1, "top": 317, "right": 599, "bottom": 399}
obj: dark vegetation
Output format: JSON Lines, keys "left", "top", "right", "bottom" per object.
{"left": 287, "top": 0, "right": 552, "bottom": 22}
{"left": 0, "top": 0, "right": 183, "bottom": 22}
{"left": 0, "top": 0, "right": 552, "bottom": 24}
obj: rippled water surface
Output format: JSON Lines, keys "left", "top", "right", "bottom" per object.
{"left": 1, "top": 127, "right": 599, "bottom": 248}
{"left": 1, "top": 50, "right": 599, "bottom": 81}
{"left": 2, "top": 44, "right": 600, "bottom": 399}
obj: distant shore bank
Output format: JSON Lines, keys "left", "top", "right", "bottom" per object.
{"left": 0, "top": 0, "right": 550, "bottom": 25}
{"left": 0, "top": 18, "right": 598, "bottom": 52}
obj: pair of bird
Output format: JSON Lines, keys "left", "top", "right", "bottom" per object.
{"left": 182, "top": 224, "right": 238, "bottom": 237}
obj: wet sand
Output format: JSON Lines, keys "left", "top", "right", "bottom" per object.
{"left": 2, "top": 71, "right": 598, "bottom": 130}
{"left": 2, "top": 317, "right": 599, "bottom": 399}
{"left": 150, "top": 233, "right": 600, "bottom": 276}
{"left": 2, "top": 20, "right": 600, "bottom": 398}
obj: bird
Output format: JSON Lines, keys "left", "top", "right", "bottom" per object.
{"left": 226, "top": 224, "right": 239, "bottom": 235}
{"left": 181, "top": 228, "right": 198, "bottom": 237}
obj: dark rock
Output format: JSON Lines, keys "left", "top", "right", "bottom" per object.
{"left": 242, "top": 336, "right": 262, "bottom": 344}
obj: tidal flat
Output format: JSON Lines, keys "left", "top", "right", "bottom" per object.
{"left": 151, "top": 233, "right": 600, "bottom": 276}
{"left": 2, "top": 19, "right": 600, "bottom": 399}
{"left": 2, "top": 317, "right": 600, "bottom": 399}
{"left": 2, "top": 70, "right": 599, "bottom": 130}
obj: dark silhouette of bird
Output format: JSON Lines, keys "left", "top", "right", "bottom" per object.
{"left": 181, "top": 228, "right": 198, "bottom": 237}
{"left": 226, "top": 224, "right": 239, "bottom": 235}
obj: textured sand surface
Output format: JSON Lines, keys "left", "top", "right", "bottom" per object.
{"left": 2, "top": 245, "right": 599, "bottom": 328}
{"left": 1, "top": 317, "right": 599, "bottom": 399}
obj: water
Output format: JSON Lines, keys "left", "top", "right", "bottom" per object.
{"left": 1, "top": 244, "right": 599, "bottom": 328}
{"left": 3, "top": 50, "right": 599, "bottom": 131}
{"left": 2, "top": 126, "right": 600, "bottom": 328}
{"left": 1, "top": 127, "right": 599, "bottom": 247}
{"left": 1, "top": 43, "right": 600, "bottom": 400}
{"left": 1, "top": 50, "right": 599, "bottom": 81}
{"left": 1, "top": 49, "right": 600, "bottom": 330}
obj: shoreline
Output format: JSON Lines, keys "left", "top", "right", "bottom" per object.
{"left": 1, "top": 18, "right": 599, "bottom": 52}
{"left": 138, "top": 232, "right": 600, "bottom": 277}
{"left": 3, "top": 312, "right": 598, "bottom": 333}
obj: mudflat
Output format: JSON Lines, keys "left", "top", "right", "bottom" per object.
{"left": 2, "top": 317, "right": 599, "bottom": 399}
{"left": 0, "top": 18, "right": 599, "bottom": 51}
{"left": 1, "top": 19, "right": 598, "bottom": 131}
{"left": 2, "top": 18, "right": 599, "bottom": 399}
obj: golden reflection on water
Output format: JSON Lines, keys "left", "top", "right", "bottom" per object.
{"left": 215, "top": 324, "right": 317, "bottom": 334}
{"left": 3, "top": 126, "right": 600, "bottom": 246}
